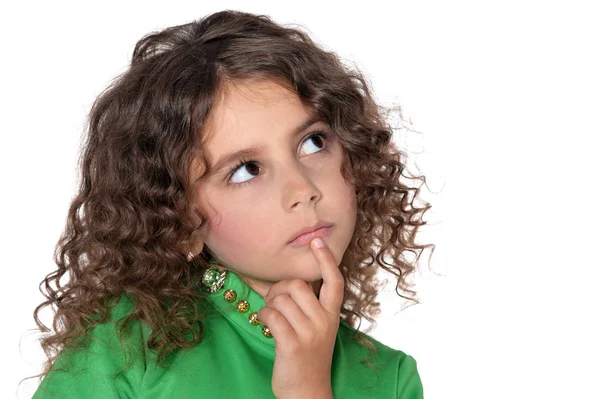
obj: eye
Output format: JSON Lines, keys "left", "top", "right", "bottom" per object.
{"left": 227, "top": 130, "right": 332, "bottom": 187}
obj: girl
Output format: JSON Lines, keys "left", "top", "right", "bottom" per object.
{"left": 31, "top": 9, "right": 433, "bottom": 399}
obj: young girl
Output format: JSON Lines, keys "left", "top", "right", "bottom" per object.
{"left": 31, "top": 9, "right": 433, "bottom": 399}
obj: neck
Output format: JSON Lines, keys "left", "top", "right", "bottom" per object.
{"left": 241, "top": 274, "right": 324, "bottom": 299}
{"left": 210, "top": 263, "right": 323, "bottom": 299}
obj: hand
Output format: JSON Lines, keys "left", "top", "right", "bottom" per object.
{"left": 257, "top": 237, "right": 344, "bottom": 399}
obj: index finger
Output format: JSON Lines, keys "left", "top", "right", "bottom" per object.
{"left": 310, "top": 237, "right": 344, "bottom": 316}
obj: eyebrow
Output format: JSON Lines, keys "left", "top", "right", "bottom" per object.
{"left": 209, "top": 116, "right": 322, "bottom": 174}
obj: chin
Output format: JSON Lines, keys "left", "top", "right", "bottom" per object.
{"left": 292, "top": 267, "right": 324, "bottom": 283}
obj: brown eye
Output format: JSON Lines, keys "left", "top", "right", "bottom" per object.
{"left": 227, "top": 130, "right": 332, "bottom": 186}
{"left": 244, "top": 163, "right": 260, "bottom": 175}
{"left": 229, "top": 160, "right": 261, "bottom": 185}
{"left": 300, "top": 131, "right": 329, "bottom": 155}
{"left": 311, "top": 135, "right": 324, "bottom": 147}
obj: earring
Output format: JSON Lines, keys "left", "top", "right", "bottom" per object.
{"left": 186, "top": 251, "right": 195, "bottom": 262}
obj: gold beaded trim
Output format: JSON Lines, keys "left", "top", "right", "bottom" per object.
{"left": 262, "top": 326, "right": 272, "bottom": 338}
{"left": 248, "top": 312, "right": 260, "bottom": 325}
{"left": 202, "top": 267, "right": 272, "bottom": 338}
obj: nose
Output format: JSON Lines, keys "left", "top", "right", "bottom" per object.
{"left": 281, "top": 162, "right": 322, "bottom": 210}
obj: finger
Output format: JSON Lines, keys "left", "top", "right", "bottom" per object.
{"left": 257, "top": 306, "right": 297, "bottom": 345}
{"left": 310, "top": 238, "right": 344, "bottom": 316}
{"left": 264, "top": 294, "right": 312, "bottom": 335}
{"left": 263, "top": 279, "right": 323, "bottom": 321}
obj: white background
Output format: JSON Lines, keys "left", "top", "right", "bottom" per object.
{"left": 2, "top": 1, "right": 599, "bottom": 398}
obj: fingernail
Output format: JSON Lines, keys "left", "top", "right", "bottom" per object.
{"left": 312, "top": 238, "right": 326, "bottom": 248}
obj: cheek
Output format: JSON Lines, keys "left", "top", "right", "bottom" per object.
{"left": 327, "top": 148, "right": 356, "bottom": 210}
{"left": 206, "top": 207, "right": 273, "bottom": 265}
{"left": 342, "top": 176, "right": 357, "bottom": 208}
{"left": 341, "top": 182, "right": 358, "bottom": 229}
{"left": 328, "top": 163, "right": 357, "bottom": 215}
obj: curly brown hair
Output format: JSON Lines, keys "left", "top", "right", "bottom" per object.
{"left": 33, "top": 9, "right": 435, "bottom": 379}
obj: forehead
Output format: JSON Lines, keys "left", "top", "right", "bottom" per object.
{"left": 203, "top": 79, "right": 312, "bottom": 149}
{"left": 214, "top": 78, "right": 298, "bottom": 112}
{"left": 188, "top": 78, "right": 320, "bottom": 185}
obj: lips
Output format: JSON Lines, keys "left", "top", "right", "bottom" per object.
{"left": 288, "top": 221, "right": 333, "bottom": 245}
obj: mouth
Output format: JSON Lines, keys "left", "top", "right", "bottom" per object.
{"left": 287, "top": 225, "right": 333, "bottom": 247}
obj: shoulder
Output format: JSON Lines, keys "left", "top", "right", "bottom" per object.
{"left": 337, "top": 319, "right": 413, "bottom": 362}
{"left": 81, "top": 294, "right": 145, "bottom": 343}
{"left": 107, "top": 293, "right": 136, "bottom": 319}
{"left": 61, "top": 294, "right": 148, "bottom": 363}
{"left": 33, "top": 294, "right": 149, "bottom": 398}
{"left": 337, "top": 320, "right": 424, "bottom": 398}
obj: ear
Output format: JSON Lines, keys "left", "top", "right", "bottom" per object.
{"left": 181, "top": 199, "right": 209, "bottom": 256}
{"left": 189, "top": 233, "right": 206, "bottom": 256}
{"left": 177, "top": 220, "right": 208, "bottom": 259}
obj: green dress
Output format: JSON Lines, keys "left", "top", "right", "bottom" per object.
{"left": 33, "top": 267, "right": 424, "bottom": 398}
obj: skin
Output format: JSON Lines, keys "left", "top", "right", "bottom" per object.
{"left": 187, "top": 78, "right": 358, "bottom": 398}
{"left": 188, "top": 78, "right": 357, "bottom": 297}
{"left": 261, "top": 238, "right": 344, "bottom": 398}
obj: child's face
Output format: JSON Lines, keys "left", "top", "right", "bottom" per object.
{"left": 191, "top": 79, "right": 357, "bottom": 293}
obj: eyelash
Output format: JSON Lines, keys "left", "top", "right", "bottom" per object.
{"left": 226, "top": 129, "right": 333, "bottom": 187}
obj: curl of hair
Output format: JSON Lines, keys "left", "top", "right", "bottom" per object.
{"left": 33, "top": 9, "right": 435, "bottom": 379}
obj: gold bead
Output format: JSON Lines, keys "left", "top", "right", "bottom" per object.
{"left": 236, "top": 299, "right": 250, "bottom": 313}
{"left": 223, "top": 289, "right": 237, "bottom": 303}
{"left": 248, "top": 312, "right": 260, "bottom": 325}
{"left": 262, "top": 325, "right": 273, "bottom": 338}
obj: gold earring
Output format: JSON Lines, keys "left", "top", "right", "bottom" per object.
{"left": 186, "top": 251, "right": 195, "bottom": 262}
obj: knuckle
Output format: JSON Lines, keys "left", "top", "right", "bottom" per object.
{"left": 290, "top": 279, "right": 309, "bottom": 292}
{"left": 268, "top": 308, "right": 283, "bottom": 323}
{"left": 272, "top": 294, "right": 289, "bottom": 307}
{"left": 332, "top": 277, "right": 345, "bottom": 288}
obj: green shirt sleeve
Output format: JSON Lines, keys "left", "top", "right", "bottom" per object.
{"left": 32, "top": 296, "right": 147, "bottom": 399}
{"left": 397, "top": 354, "right": 424, "bottom": 399}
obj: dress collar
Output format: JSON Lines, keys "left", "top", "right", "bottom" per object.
{"left": 200, "top": 259, "right": 275, "bottom": 352}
